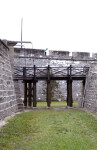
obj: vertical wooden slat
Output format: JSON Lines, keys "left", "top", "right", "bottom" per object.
{"left": 67, "top": 79, "right": 69, "bottom": 105}
{"left": 33, "top": 65, "right": 37, "bottom": 107}
{"left": 67, "top": 78, "right": 73, "bottom": 107}
{"left": 67, "top": 65, "right": 73, "bottom": 107}
{"left": 24, "top": 81, "right": 27, "bottom": 107}
{"left": 33, "top": 82, "right": 37, "bottom": 107}
{"left": 81, "top": 79, "right": 85, "bottom": 107}
{"left": 47, "top": 81, "right": 51, "bottom": 107}
{"left": 47, "top": 65, "right": 51, "bottom": 107}
{"left": 28, "top": 82, "right": 32, "bottom": 107}
{"left": 23, "top": 67, "right": 26, "bottom": 78}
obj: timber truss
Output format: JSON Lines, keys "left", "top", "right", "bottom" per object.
{"left": 14, "top": 65, "right": 89, "bottom": 107}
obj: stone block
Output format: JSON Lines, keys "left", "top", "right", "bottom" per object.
{"left": 72, "top": 52, "right": 90, "bottom": 59}
{"left": 49, "top": 50, "right": 70, "bottom": 58}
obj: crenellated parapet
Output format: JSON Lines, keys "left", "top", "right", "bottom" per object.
{"left": 14, "top": 48, "right": 97, "bottom": 61}
{"left": 92, "top": 53, "right": 97, "bottom": 59}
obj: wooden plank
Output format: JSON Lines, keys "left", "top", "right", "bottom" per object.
{"left": 14, "top": 76, "right": 86, "bottom": 81}
{"left": 28, "top": 82, "right": 32, "bottom": 107}
{"left": 47, "top": 65, "right": 51, "bottom": 107}
{"left": 33, "top": 65, "right": 37, "bottom": 107}
{"left": 33, "top": 82, "right": 37, "bottom": 107}
{"left": 47, "top": 81, "right": 51, "bottom": 107}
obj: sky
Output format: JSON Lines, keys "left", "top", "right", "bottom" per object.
{"left": 0, "top": 0, "right": 97, "bottom": 52}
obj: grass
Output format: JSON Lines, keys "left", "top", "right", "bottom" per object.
{"left": 37, "top": 101, "right": 78, "bottom": 107}
{"left": 0, "top": 109, "right": 97, "bottom": 150}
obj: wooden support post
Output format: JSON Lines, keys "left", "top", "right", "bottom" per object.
{"left": 24, "top": 81, "right": 27, "bottom": 107}
{"left": 28, "top": 82, "right": 32, "bottom": 107}
{"left": 47, "top": 81, "right": 51, "bottom": 107}
{"left": 47, "top": 65, "right": 51, "bottom": 107}
{"left": 67, "top": 78, "right": 73, "bottom": 107}
{"left": 83, "top": 80, "right": 85, "bottom": 89}
{"left": 81, "top": 79, "right": 85, "bottom": 107}
{"left": 67, "top": 79, "right": 69, "bottom": 104}
{"left": 33, "top": 65, "right": 37, "bottom": 107}
{"left": 33, "top": 82, "right": 37, "bottom": 107}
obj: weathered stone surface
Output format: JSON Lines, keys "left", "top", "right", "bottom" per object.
{"left": 72, "top": 52, "right": 90, "bottom": 59}
{"left": 84, "top": 62, "right": 97, "bottom": 113}
{"left": 49, "top": 50, "right": 70, "bottom": 58}
{"left": 0, "top": 40, "right": 23, "bottom": 120}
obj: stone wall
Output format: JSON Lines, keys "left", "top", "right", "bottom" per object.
{"left": 84, "top": 62, "right": 97, "bottom": 113}
{"left": 0, "top": 40, "right": 21, "bottom": 120}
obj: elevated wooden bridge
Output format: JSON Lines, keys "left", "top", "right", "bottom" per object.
{"left": 14, "top": 65, "right": 89, "bottom": 108}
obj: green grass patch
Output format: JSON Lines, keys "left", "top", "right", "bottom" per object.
{"left": 0, "top": 109, "right": 97, "bottom": 150}
{"left": 37, "top": 101, "right": 78, "bottom": 107}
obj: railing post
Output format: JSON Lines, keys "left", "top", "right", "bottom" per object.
{"left": 23, "top": 67, "right": 26, "bottom": 78}
{"left": 67, "top": 67, "right": 69, "bottom": 76}
{"left": 34, "top": 65, "right": 36, "bottom": 79}
{"left": 67, "top": 65, "right": 72, "bottom": 76}
{"left": 47, "top": 65, "right": 50, "bottom": 82}
{"left": 70, "top": 65, "right": 72, "bottom": 78}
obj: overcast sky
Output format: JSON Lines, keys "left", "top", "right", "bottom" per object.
{"left": 0, "top": 0, "right": 97, "bottom": 52}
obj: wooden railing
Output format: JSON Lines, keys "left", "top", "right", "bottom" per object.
{"left": 14, "top": 65, "right": 89, "bottom": 80}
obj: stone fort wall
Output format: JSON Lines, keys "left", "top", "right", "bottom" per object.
{"left": 84, "top": 62, "right": 97, "bottom": 113}
{"left": 0, "top": 40, "right": 19, "bottom": 120}
{"left": 14, "top": 48, "right": 97, "bottom": 111}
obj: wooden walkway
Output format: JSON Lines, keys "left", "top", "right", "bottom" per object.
{"left": 14, "top": 65, "right": 89, "bottom": 108}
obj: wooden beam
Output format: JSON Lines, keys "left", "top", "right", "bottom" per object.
{"left": 47, "top": 81, "right": 51, "bottom": 107}
{"left": 67, "top": 78, "right": 73, "bottom": 107}
{"left": 28, "top": 82, "right": 32, "bottom": 107}
{"left": 24, "top": 81, "right": 27, "bottom": 107}
{"left": 33, "top": 82, "right": 37, "bottom": 107}
{"left": 46, "top": 65, "right": 51, "bottom": 107}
